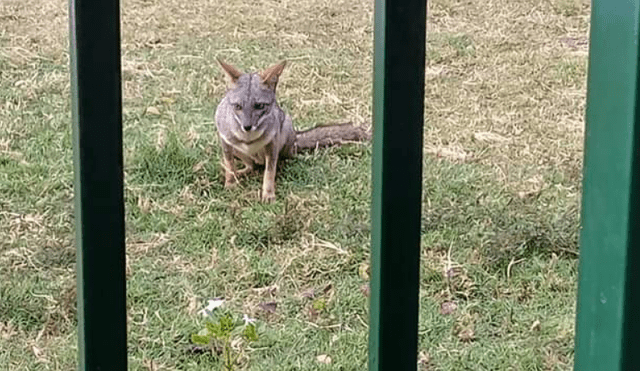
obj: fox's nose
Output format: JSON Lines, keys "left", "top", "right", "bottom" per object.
{"left": 243, "top": 125, "right": 252, "bottom": 131}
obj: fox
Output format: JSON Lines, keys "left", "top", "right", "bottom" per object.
{"left": 214, "top": 59, "right": 370, "bottom": 202}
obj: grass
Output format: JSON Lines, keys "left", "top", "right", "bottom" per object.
{"left": 0, "top": 0, "right": 588, "bottom": 369}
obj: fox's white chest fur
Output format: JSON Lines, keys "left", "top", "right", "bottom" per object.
{"left": 218, "top": 130, "right": 275, "bottom": 165}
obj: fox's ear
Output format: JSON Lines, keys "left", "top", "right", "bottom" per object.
{"left": 259, "top": 60, "right": 287, "bottom": 90}
{"left": 217, "top": 58, "right": 243, "bottom": 84}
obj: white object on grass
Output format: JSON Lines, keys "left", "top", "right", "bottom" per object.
{"left": 198, "top": 298, "right": 225, "bottom": 317}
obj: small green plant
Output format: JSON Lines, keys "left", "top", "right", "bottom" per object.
{"left": 312, "top": 298, "right": 326, "bottom": 312}
{"left": 192, "top": 311, "right": 259, "bottom": 370}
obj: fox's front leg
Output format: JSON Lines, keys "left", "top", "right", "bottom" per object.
{"left": 261, "top": 145, "right": 279, "bottom": 203}
{"left": 220, "top": 142, "right": 239, "bottom": 188}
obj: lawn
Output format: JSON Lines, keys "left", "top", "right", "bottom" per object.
{"left": 0, "top": 0, "right": 588, "bottom": 369}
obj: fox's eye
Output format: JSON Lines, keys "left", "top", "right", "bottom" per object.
{"left": 233, "top": 104, "right": 242, "bottom": 110}
{"left": 253, "top": 103, "right": 267, "bottom": 110}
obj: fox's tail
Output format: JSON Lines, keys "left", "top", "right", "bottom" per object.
{"left": 293, "top": 123, "right": 371, "bottom": 153}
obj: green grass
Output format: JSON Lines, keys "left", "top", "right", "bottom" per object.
{"left": 0, "top": 0, "right": 588, "bottom": 369}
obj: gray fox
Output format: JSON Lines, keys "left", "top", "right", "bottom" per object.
{"left": 214, "top": 59, "right": 370, "bottom": 202}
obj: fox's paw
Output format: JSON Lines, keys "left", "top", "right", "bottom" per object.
{"left": 224, "top": 171, "right": 241, "bottom": 188}
{"left": 224, "top": 177, "right": 239, "bottom": 189}
{"left": 261, "top": 190, "right": 276, "bottom": 203}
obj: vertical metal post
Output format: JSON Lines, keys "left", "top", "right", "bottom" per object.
{"left": 574, "top": 0, "right": 640, "bottom": 369}
{"left": 369, "top": 0, "right": 426, "bottom": 369}
{"left": 69, "top": 0, "right": 127, "bottom": 370}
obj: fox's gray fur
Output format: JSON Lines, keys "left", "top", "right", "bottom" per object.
{"left": 214, "top": 59, "right": 370, "bottom": 202}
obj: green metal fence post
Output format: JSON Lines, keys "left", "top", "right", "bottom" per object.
{"left": 574, "top": 0, "right": 640, "bottom": 369}
{"left": 369, "top": 0, "right": 427, "bottom": 369}
{"left": 69, "top": 0, "right": 127, "bottom": 369}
